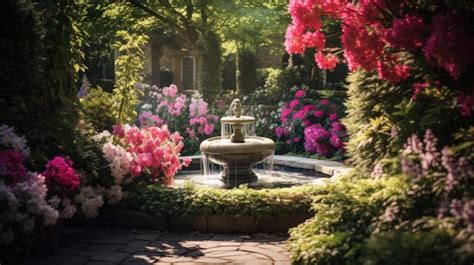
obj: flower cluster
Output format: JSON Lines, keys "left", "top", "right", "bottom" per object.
{"left": 275, "top": 89, "right": 347, "bottom": 158}
{"left": 0, "top": 126, "right": 61, "bottom": 245}
{"left": 102, "top": 124, "right": 190, "bottom": 185}
{"left": 285, "top": 0, "right": 474, "bottom": 115}
{"left": 42, "top": 156, "right": 81, "bottom": 191}
{"left": 187, "top": 94, "right": 219, "bottom": 138}
{"left": 399, "top": 129, "right": 474, "bottom": 233}
{"left": 138, "top": 84, "right": 223, "bottom": 154}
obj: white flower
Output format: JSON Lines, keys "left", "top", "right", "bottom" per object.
{"left": 75, "top": 186, "right": 104, "bottom": 219}
{"left": 141, "top": 103, "right": 152, "bottom": 110}
{"left": 48, "top": 195, "right": 61, "bottom": 208}
{"left": 60, "top": 198, "right": 77, "bottom": 219}
{"left": 106, "top": 185, "right": 123, "bottom": 205}
{"left": 41, "top": 205, "right": 59, "bottom": 225}
{"left": 0, "top": 124, "right": 30, "bottom": 157}
{"left": 93, "top": 130, "right": 112, "bottom": 141}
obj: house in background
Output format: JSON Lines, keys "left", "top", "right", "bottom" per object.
{"left": 137, "top": 32, "right": 283, "bottom": 93}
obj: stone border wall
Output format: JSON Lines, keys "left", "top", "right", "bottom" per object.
{"left": 114, "top": 209, "right": 311, "bottom": 233}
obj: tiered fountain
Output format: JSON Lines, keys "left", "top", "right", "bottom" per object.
{"left": 200, "top": 99, "right": 275, "bottom": 187}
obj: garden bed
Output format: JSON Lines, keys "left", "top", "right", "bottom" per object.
{"left": 120, "top": 184, "right": 324, "bottom": 233}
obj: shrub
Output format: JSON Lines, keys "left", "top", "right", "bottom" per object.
{"left": 126, "top": 184, "right": 324, "bottom": 217}
{"left": 79, "top": 87, "right": 115, "bottom": 132}
{"left": 343, "top": 70, "right": 466, "bottom": 173}
{"left": 237, "top": 47, "right": 257, "bottom": 96}
{"left": 275, "top": 88, "right": 347, "bottom": 160}
{"left": 137, "top": 84, "right": 225, "bottom": 155}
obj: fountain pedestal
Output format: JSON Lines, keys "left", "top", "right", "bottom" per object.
{"left": 200, "top": 99, "right": 275, "bottom": 188}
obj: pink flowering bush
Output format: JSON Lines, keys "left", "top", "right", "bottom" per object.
{"left": 0, "top": 125, "right": 61, "bottom": 248}
{"left": 101, "top": 124, "right": 190, "bottom": 186}
{"left": 43, "top": 156, "right": 81, "bottom": 191}
{"left": 285, "top": 0, "right": 474, "bottom": 116}
{"left": 275, "top": 89, "right": 347, "bottom": 159}
{"left": 138, "top": 84, "right": 224, "bottom": 155}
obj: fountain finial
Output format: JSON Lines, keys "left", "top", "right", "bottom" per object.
{"left": 231, "top": 99, "right": 242, "bottom": 118}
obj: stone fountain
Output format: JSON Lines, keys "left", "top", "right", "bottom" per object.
{"left": 200, "top": 99, "right": 275, "bottom": 187}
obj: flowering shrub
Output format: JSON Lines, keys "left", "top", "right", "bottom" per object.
{"left": 101, "top": 124, "right": 190, "bottom": 186}
{"left": 396, "top": 129, "right": 474, "bottom": 233}
{"left": 43, "top": 156, "right": 81, "bottom": 191}
{"left": 138, "top": 84, "right": 223, "bottom": 155}
{"left": 275, "top": 89, "right": 347, "bottom": 159}
{"left": 0, "top": 125, "right": 60, "bottom": 247}
{"left": 285, "top": 0, "right": 474, "bottom": 116}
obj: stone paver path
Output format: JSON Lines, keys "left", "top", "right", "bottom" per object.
{"left": 21, "top": 227, "right": 291, "bottom": 264}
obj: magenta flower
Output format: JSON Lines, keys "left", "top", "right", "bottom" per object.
{"left": 314, "top": 110, "right": 324, "bottom": 117}
{"left": 319, "top": 99, "right": 329, "bottom": 106}
{"left": 290, "top": 99, "right": 300, "bottom": 109}
{"left": 42, "top": 156, "right": 80, "bottom": 190}
{"left": 295, "top": 90, "right": 306, "bottom": 98}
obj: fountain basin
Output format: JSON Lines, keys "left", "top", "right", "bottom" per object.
{"left": 200, "top": 136, "right": 275, "bottom": 187}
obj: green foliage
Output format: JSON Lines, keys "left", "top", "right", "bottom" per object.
{"left": 288, "top": 173, "right": 402, "bottom": 264}
{"left": 0, "top": 0, "right": 86, "bottom": 160}
{"left": 237, "top": 47, "right": 257, "bottom": 96}
{"left": 0, "top": 0, "right": 42, "bottom": 130}
{"left": 126, "top": 184, "right": 323, "bottom": 217}
{"left": 113, "top": 30, "right": 148, "bottom": 124}
{"left": 342, "top": 69, "right": 465, "bottom": 173}
{"left": 244, "top": 66, "right": 311, "bottom": 106}
{"left": 79, "top": 87, "right": 115, "bottom": 132}
{"left": 361, "top": 229, "right": 474, "bottom": 265}
{"left": 197, "top": 31, "right": 223, "bottom": 104}
{"left": 69, "top": 134, "right": 114, "bottom": 188}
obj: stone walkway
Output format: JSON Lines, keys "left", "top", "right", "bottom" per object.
{"left": 21, "top": 228, "right": 291, "bottom": 264}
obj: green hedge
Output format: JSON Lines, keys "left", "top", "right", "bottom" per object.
{"left": 126, "top": 184, "right": 325, "bottom": 217}
{"left": 287, "top": 173, "right": 473, "bottom": 265}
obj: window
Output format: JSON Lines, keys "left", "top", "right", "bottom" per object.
{"left": 181, "top": 57, "right": 195, "bottom": 90}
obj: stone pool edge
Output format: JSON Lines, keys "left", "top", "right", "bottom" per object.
{"left": 181, "top": 154, "right": 353, "bottom": 181}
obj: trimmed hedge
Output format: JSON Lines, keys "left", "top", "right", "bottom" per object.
{"left": 126, "top": 184, "right": 325, "bottom": 218}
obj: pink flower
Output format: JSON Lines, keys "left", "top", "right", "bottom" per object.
{"left": 204, "top": 123, "right": 215, "bottom": 136}
{"left": 304, "top": 124, "right": 332, "bottom": 155}
{"left": 112, "top": 125, "right": 125, "bottom": 138}
{"left": 137, "top": 153, "right": 153, "bottom": 167}
{"left": 294, "top": 137, "right": 301, "bottom": 143}
{"left": 315, "top": 52, "right": 338, "bottom": 70}
{"left": 319, "top": 99, "right": 329, "bottom": 106}
{"left": 331, "top": 121, "right": 343, "bottom": 132}
{"left": 281, "top": 108, "right": 292, "bottom": 122}
{"left": 0, "top": 150, "right": 27, "bottom": 183}
{"left": 412, "top": 82, "right": 430, "bottom": 101}
{"left": 217, "top": 99, "right": 226, "bottom": 110}
{"left": 314, "top": 110, "right": 324, "bottom": 117}
{"left": 290, "top": 99, "right": 299, "bottom": 109}
{"left": 384, "top": 15, "right": 428, "bottom": 51}
{"left": 424, "top": 12, "right": 474, "bottom": 79}
{"left": 42, "top": 156, "right": 80, "bottom": 190}
{"left": 330, "top": 133, "right": 344, "bottom": 148}
{"left": 275, "top": 127, "right": 284, "bottom": 138}
{"left": 295, "top": 89, "right": 306, "bottom": 98}
{"left": 457, "top": 92, "right": 474, "bottom": 116}
{"left": 285, "top": 23, "right": 306, "bottom": 54}
{"left": 329, "top": 113, "right": 338, "bottom": 121}
{"left": 182, "top": 158, "right": 192, "bottom": 167}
